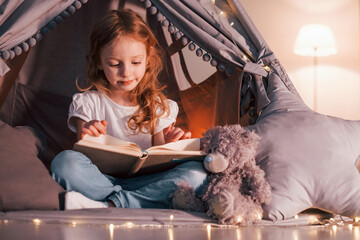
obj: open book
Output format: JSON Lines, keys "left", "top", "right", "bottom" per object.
{"left": 73, "top": 134, "right": 205, "bottom": 177}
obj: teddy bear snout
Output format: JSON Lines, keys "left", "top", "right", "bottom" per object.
{"left": 203, "top": 152, "right": 229, "bottom": 173}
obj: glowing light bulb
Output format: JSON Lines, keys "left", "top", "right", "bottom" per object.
{"left": 230, "top": 22, "right": 234, "bottom": 26}
{"left": 169, "top": 215, "right": 174, "bottom": 225}
{"left": 295, "top": 215, "right": 299, "bottom": 220}
{"left": 72, "top": 221, "right": 77, "bottom": 226}
{"left": 355, "top": 217, "right": 360, "bottom": 223}
{"left": 33, "top": 219, "right": 41, "bottom": 225}
{"left": 309, "top": 216, "right": 318, "bottom": 224}
{"left": 126, "top": 222, "right": 134, "bottom": 228}
{"left": 264, "top": 65, "right": 270, "bottom": 72}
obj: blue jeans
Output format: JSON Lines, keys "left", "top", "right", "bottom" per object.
{"left": 51, "top": 150, "right": 208, "bottom": 209}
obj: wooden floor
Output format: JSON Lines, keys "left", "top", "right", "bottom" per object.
{"left": 1, "top": 209, "right": 360, "bottom": 240}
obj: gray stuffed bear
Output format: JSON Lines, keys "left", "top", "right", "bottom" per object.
{"left": 171, "top": 124, "right": 271, "bottom": 225}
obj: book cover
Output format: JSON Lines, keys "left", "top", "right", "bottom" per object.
{"left": 73, "top": 134, "right": 205, "bottom": 177}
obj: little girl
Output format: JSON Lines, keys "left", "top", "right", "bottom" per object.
{"left": 51, "top": 9, "right": 207, "bottom": 210}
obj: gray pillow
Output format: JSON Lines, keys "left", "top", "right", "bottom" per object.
{"left": 0, "top": 120, "right": 64, "bottom": 211}
{"left": 246, "top": 72, "right": 360, "bottom": 221}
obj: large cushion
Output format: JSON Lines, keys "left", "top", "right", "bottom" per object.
{"left": 0, "top": 120, "right": 64, "bottom": 211}
{"left": 246, "top": 72, "right": 360, "bottom": 221}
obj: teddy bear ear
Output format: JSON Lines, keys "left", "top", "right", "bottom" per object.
{"left": 204, "top": 152, "right": 229, "bottom": 173}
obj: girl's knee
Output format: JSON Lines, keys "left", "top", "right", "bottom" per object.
{"left": 177, "top": 161, "right": 208, "bottom": 186}
{"left": 51, "top": 150, "right": 89, "bottom": 179}
{"left": 177, "top": 161, "right": 206, "bottom": 174}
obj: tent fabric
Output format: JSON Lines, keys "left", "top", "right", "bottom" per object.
{"left": 0, "top": 0, "right": 300, "bottom": 94}
{"left": 0, "top": 0, "right": 301, "bottom": 164}
{"left": 0, "top": 0, "right": 89, "bottom": 75}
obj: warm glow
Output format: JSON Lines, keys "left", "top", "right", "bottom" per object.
{"left": 126, "top": 222, "right": 134, "bottom": 228}
{"left": 287, "top": 0, "right": 352, "bottom": 13}
{"left": 169, "top": 215, "right": 174, "bottom": 225}
{"left": 256, "top": 227, "right": 262, "bottom": 240}
{"left": 289, "top": 66, "right": 360, "bottom": 119}
{"left": 309, "top": 216, "right": 318, "bottom": 224}
{"left": 109, "top": 224, "right": 114, "bottom": 240}
{"left": 294, "top": 24, "right": 337, "bottom": 57}
{"left": 207, "top": 224, "right": 211, "bottom": 240}
{"left": 295, "top": 215, "right": 299, "bottom": 220}
{"left": 236, "top": 228, "right": 241, "bottom": 240}
{"left": 354, "top": 226, "right": 360, "bottom": 239}
{"left": 292, "top": 229, "right": 299, "bottom": 240}
{"left": 168, "top": 228, "right": 174, "bottom": 240}
{"left": 355, "top": 217, "right": 360, "bottom": 223}
{"left": 33, "top": 219, "right": 41, "bottom": 225}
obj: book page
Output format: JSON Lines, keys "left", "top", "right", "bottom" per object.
{"left": 147, "top": 138, "right": 202, "bottom": 153}
{"left": 78, "top": 134, "right": 142, "bottom": 155}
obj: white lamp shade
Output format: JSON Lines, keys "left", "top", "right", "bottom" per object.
{"left": 294, "top": 24, "right": 337, "bottom": 57}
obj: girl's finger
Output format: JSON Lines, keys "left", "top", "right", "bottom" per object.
{"left": 94, "top": 121, "right": 106, "bottom": 135}
{"left": 163, "top": 123, "right": 175, "bottom": 135}
{"left": 81, "top": 128, "right": 92, "bottom": 139}
{"left": 88, "top": 125, "right": 100, "bottom": 136}
{"left": 167, "top": 128, "right": 184, "bottom": 142}
{"left": 180, "top": 131, "right": 192, "bottom": 140}
{"left": 101, "top": 120, "right": 108, "bottom": 128}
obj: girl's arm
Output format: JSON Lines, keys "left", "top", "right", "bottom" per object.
{"left": 73, "top": 117, "right": 107, "bottom": 141}
{"left": 152, "top": 124, "right": 192, "bottom": 146}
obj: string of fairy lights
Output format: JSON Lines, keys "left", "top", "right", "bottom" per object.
{"left": 1, "top": 214, "right": 360, "bottom": 240}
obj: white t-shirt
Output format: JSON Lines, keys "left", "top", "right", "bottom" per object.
{"left": 68, "top": 90, "right": 178, "bottom": 149}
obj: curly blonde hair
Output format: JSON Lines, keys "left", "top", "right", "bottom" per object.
{"left": 84, "top": 9, "right": 169, "bottom": 135}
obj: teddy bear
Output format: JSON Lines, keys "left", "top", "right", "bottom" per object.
{"left": 171, "top": 124, "right": 272, "bottom": 225}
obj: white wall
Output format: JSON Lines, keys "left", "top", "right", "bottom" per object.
{"left": 241, "top": 0, "right": 360, "bottom": 120}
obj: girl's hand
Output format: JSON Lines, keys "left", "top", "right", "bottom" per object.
{"left": 163, "top": 124, "right": 192, "bottom": 143}
{"left": 81, "top": 120, "right": 108, "bottom": 139}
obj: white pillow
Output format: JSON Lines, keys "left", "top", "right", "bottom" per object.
{"left": 246, "top": 72, "right": 360, "bottom": 221}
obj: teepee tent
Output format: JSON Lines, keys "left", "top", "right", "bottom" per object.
{"left": 0, "top": 0, "right": 301, "bottom": 167}
{"left": 2, "top": 0, "right": 360, "bottom": 228}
